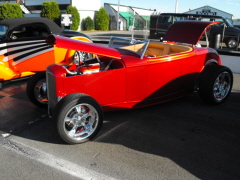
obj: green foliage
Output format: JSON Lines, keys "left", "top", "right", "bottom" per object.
{"left": 41, "top": 0, "right": 60, "bottom": 21}
{"left": 0, "top": 3, "right": 23, "bottom": 19}
{"left": 66, "top": 5, "right": 80, "bottom": 30}
{"left": 95, "top": 7, "right": 109, "bottom": 30}
{"left": 84, "top": 16, "right": 94, "bottom": 30}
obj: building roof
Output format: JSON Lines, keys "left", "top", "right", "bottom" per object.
{"left": 160, "top": 13, "right": 225, "bottom": 19}
{"left": 104, "top": 3, "right": 155, "bottom": 12}
{"left": 184, "top": 5, "right": 233, "bottom": 16}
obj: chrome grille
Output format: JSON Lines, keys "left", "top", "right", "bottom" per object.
{"left": 46, "top": 70, "right": 57, "bottom": 117}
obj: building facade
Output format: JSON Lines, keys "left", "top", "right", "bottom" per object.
{"left": 104, "top": 3, "right": 156, "bottom": 31}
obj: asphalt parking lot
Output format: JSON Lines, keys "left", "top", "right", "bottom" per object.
{"left": 0, "top": 31, "right": 240, "bottom": 180}
{"left": 0, "top": 73, "right": 239, "bottom": 180}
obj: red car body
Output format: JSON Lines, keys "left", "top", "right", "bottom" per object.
{"left": 44, "top": 21, "right": 233, "bottom": 144}
{"left": 47, "top": 21, "right": 222, "bottom": 112}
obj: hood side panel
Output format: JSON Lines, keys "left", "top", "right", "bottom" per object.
{"left": 46, "top": 35, "right": 121, "bottom": 59}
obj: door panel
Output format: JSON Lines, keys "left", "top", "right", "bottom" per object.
{"left": 146, "top": 57, "right": 182, "bottom": 100}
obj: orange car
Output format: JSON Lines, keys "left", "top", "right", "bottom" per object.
{"left": 0, "top": 17, "right": 92, "bottom": 88}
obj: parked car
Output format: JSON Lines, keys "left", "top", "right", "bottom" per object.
{"left": 42, "top": 21, "right": 232, "bottom": 144}
{"left": 153, "top": 13, "right": 240, "bottom": 49}
{"left": 0, "top": 17, "right": 92, "bottom": 89}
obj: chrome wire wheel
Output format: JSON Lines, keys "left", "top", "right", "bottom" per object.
{"left": 33, "top": 78, "right": 48, "bottom": 105}
{"left": 73, "top": 51, "right": 93, "bottom": 64}
{"left": 63, "top": 103, "right": 99, "bottom": 141}
{"left": 73, "top": 51, "right": 85, "bottom": 64}
{"left": 213, "top": 71, "right": 231, "bottom": 102}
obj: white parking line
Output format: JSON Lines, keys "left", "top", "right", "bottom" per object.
{"left": 0, "top": 136, "right": 116, "bottom": 180}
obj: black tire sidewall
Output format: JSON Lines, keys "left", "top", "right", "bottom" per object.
{"left": 199, "top": 65, "right": 233, "bottom": 105}
{"left": 26, "top": 71, "right": 47, "bottom": 108}
{"left": 53, "top": 93, "right": 103, "bottom": 144}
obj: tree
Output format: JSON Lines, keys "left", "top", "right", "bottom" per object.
{"left": 0, "top": 3, "right": 23, "bottom": 19}
{"left": 95, "top": 7, "right": 109, "bottom": 31}
{"left": 84, "top": 16, "right": 94, "bottom": 31}
{"left": 66, "top": 5, "right": 80, "bottom": 30}
{"left": 41, "top": 0, "right": 60, "bottom": 21}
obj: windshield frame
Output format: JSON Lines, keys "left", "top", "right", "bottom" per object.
{"left": 225, "top": 19, "right": 233, "bottom": 27}
{"left": 108, "top": 36, "right": 149, "bottom": 59}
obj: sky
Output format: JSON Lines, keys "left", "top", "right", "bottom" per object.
{"left": 101, "top": 0, "right": 240, "bottom": 19}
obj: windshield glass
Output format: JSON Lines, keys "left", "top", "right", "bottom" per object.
{"left": 108, "top": 36, "right": 149, "bottom": 59}
{"left": 0, "top": 25, "right": 8, "bottom": 39}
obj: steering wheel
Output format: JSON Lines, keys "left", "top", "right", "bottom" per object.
{"left": 146, "top": 49, "right": 156, "bottom": 57}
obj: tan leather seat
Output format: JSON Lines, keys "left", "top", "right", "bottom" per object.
{"left": 162, "top": 44, "right": 171, "bottom": 56}
{"left": 146, "top": 42, "right": 164, "bottom": 57}
{"left": 146, "top": 47, "right": 164, "bottom": 56}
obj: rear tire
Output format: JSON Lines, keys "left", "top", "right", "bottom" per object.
{"left": 199, "top": 65, "right": 233, "bottom": 105}
{"left": 27, "top": 71, "right": 48, "bottom": 108}
{"left": 53, "top": 93, "right": 103, "bottom": 144}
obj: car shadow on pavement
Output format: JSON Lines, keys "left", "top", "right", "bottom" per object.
{"left": 96, "top": 91, "right": 240, "bottom": 180}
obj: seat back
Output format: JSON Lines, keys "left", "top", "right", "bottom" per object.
{"left": 162, "top": 44, "right": 171, "bottom": 56}
{"left": 146, "top": 42, "right": 171, "bottom": 57}
{"left": 170, "top": 45, "right": 192, "bottom": 55}
{"left": 146, "top": 42, "right": 164, "bottom": 56}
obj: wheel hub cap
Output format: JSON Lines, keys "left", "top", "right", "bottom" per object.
{"left": 64, "top": 104, "right": 99, "bottom": 140}
{"left": 213, "top": 72, "right": 231, "bottom": 101}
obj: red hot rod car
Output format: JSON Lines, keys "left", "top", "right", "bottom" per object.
{"left": 44, "top": 21, "right": 233, "bottom": 144}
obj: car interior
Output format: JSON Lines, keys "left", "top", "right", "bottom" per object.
{"left": 65, "top": 55, "right": 125, "bottom": 76}
{"left": 145, "top": 42, "right": 193, "bottom": 57}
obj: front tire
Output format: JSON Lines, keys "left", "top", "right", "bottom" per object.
{"left": 27, "top": 71, "right": 48, "bottom": 108}
{"left": 199, "top": 65, "right": 233, "bottom": 105}
{"left": 53, "top": 93, "right": 103, "bottom": 144}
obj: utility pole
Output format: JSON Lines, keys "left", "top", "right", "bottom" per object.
{"left": 175, "top": 0, "right": 178, "bottom": 13}
{"left": 117, "top": 0, "right": 120, "bottom": 30}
